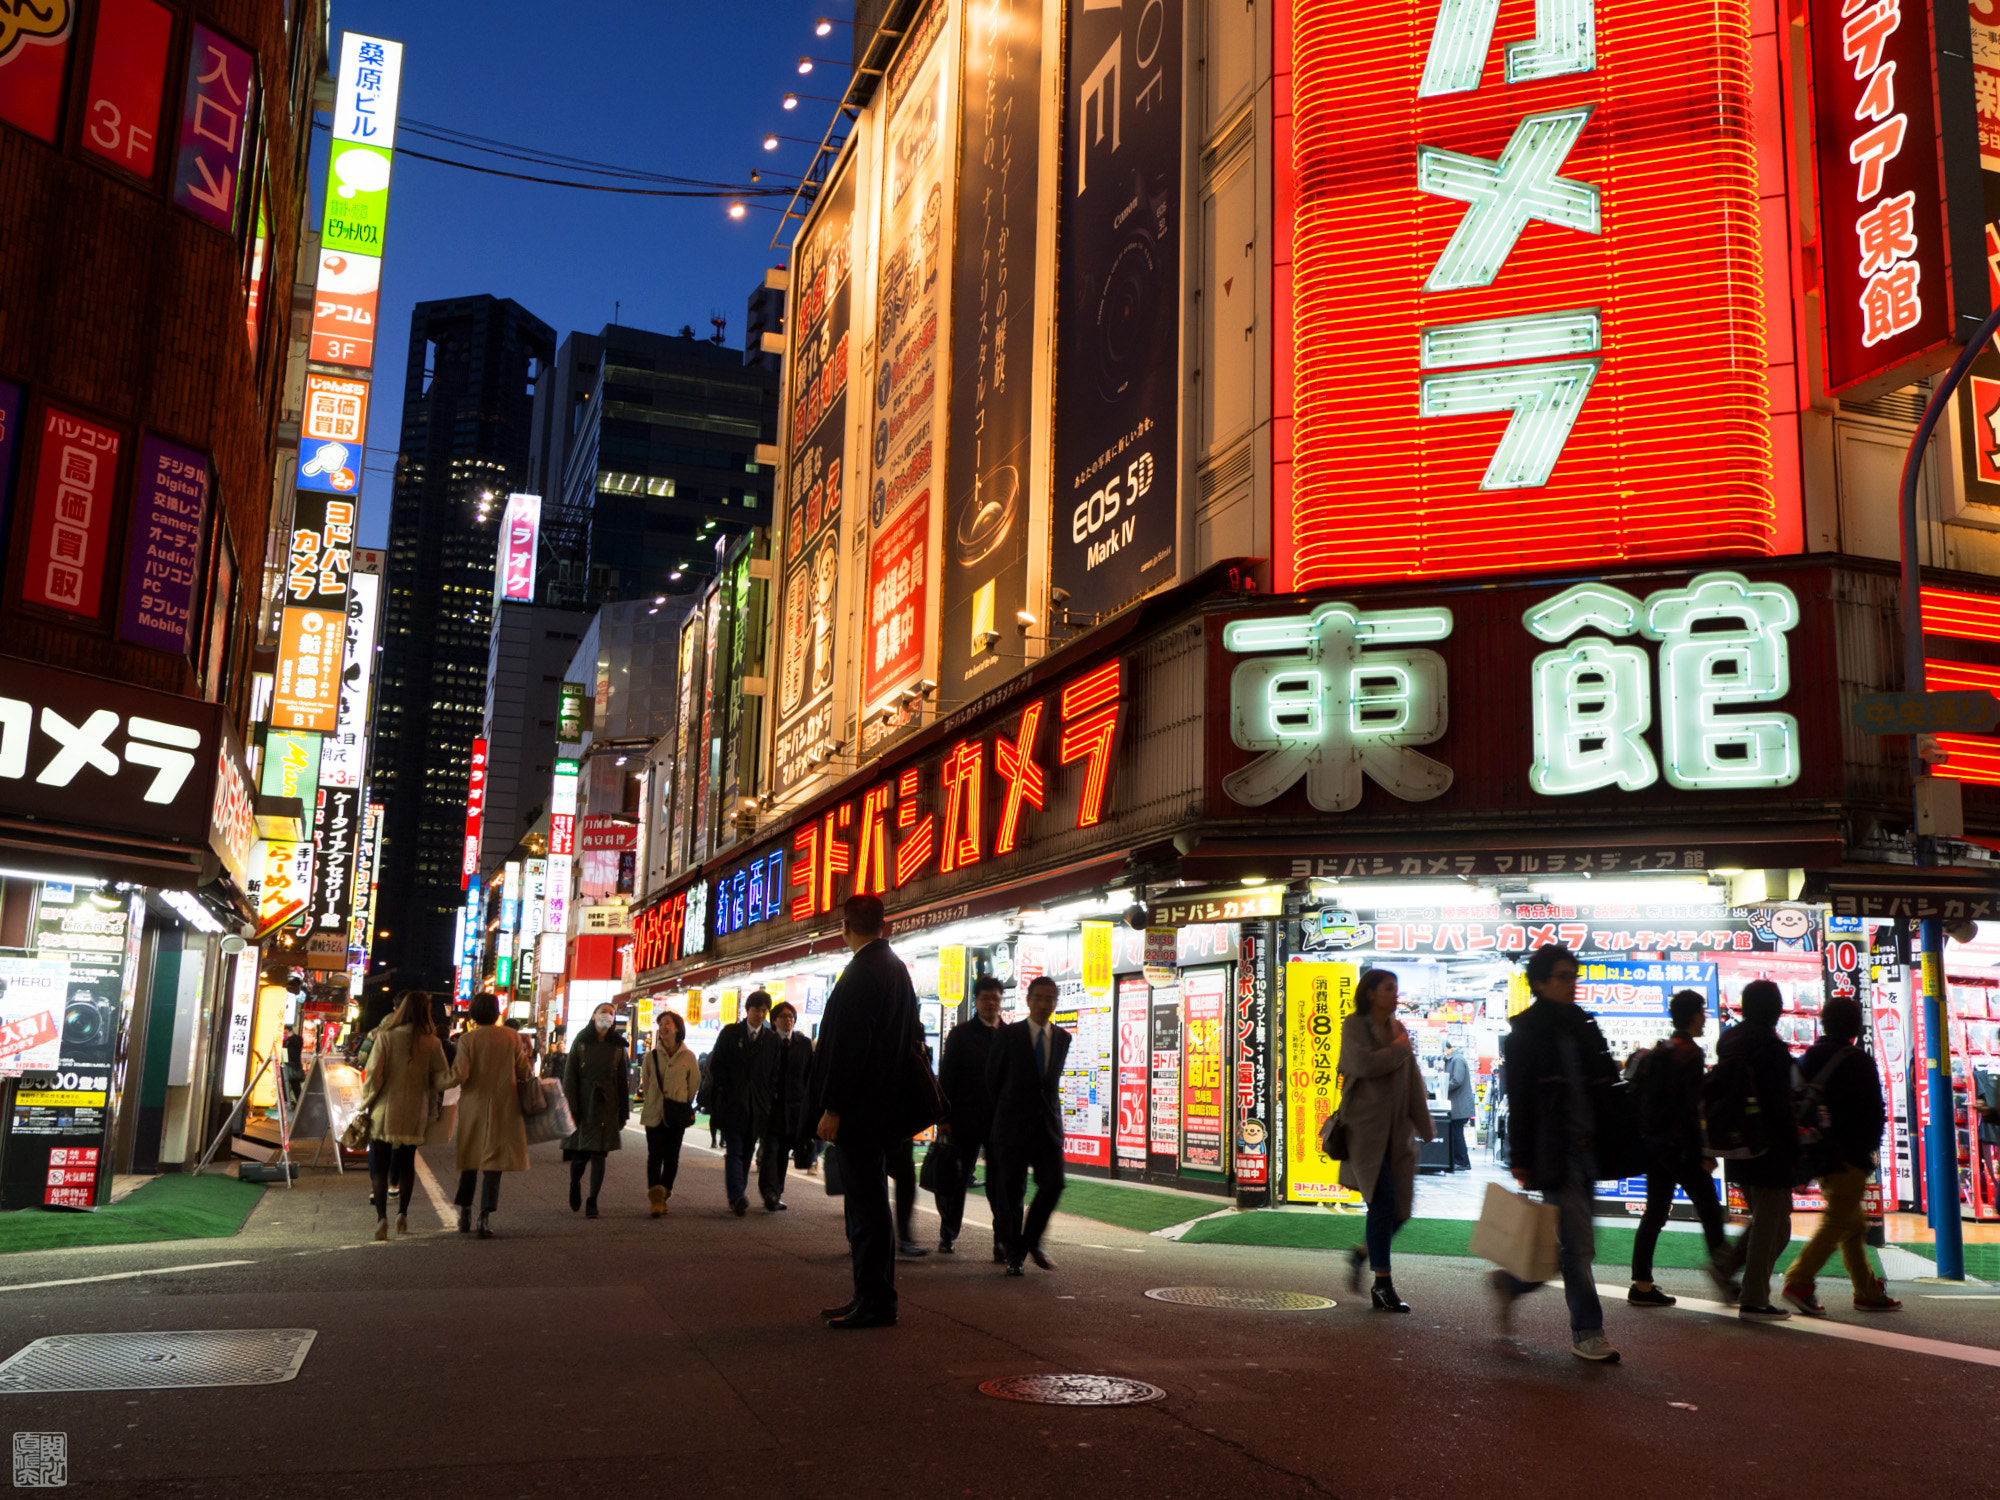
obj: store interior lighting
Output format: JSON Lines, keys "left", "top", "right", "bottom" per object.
{"left": 161, "top": 889, "right": 224, "bottom": 933}
{"left": 0, "top": 867, "right": 102, "bottom": 887}
{"left": 1312, "top": 881, "right": 1487, "bottom": 908}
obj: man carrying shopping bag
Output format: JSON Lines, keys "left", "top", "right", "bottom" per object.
{"left": 1486, "top": 944, "right": 1623, "bottom": 1363}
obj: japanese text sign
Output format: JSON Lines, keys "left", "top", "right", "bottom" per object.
{"left": 308, "top": 250, "right": 382, "bottom": 374}
{"left": 23, "top": 406, "right": 121, "bottom": 619}
{"left": 272, "top": 606, "right": 342, "bottom": 732}
{"left": 333, "top": 32, "right": 403, "bottom": 150}
{"left": 82, "top": 0, "right": 173, "bottom": 179}
{"left": 117, "top": 435, "right": 208, "bottom": 655}
{"left": 172, "top": 23, "right": 254, "bottom": 233}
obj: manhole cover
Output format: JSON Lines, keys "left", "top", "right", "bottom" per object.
{"left": 979, "top": 1374, "right": 1166, "bottom": 1406}
{"left": 0, "top": 1329, "right": 316, "bottom": 1394}
{"left": 1144, "top": 1286, "right": 1336, "bottom": 1311}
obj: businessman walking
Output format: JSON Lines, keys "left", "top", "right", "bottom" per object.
{"left": 988, "top": 975, "right": 1070, "bottom": 1275}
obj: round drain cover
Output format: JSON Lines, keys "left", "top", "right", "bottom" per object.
{"left": 1144, "top": 1286, "right": 1336, "bottom": 1311}
{"left": 979, "top": 1374, "right": 1166, "bottom": 1406}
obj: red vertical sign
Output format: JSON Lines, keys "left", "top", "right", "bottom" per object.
{"left": 0, "top": 2, "right": 74, "bottom": 143}
{"left": 81, "top": 0, "right": 172, "bottom": 177}
{"left": 462, "top": 738, "right": 488, "bottom": 888}
{"left": 22, "top": 406, "right": 122, "bottom": 618}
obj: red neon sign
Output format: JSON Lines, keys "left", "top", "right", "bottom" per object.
{"left": 894, "top": 765, "right": 935, "bottom": 886}
{"left": 1923, "top": 585, "right": 2000, "bottom": 785}
{"left": 939, "top": 739, "right": 985, "bottom": 874}
{"left": 632, "top": 888, "right": 689, "bottom": 971}
{"left": 461, "top": 738, "right": 488, "bottom": 889}
{"left": 1288, "top": 0, "right": 1773, "bottom": 585}
{"left": 995, "top": 701, "right": 1047, "bottom": 857}
{"left": 1058, "top": 662, "right": 1121, "bottom": 827}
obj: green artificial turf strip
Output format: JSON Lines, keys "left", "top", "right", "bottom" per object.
{"left": 1053, "top": 1178, "right": 1220, "bottom": 1234}
{"left": 0, "top": 1174, "right": 264, "bottom": 1255}
{"left": 1895, "top": 1241, "right": 1999, "bottom": 1281}
{"left": 1179, "top": 1210, "right": 1886, "bottom": 1278}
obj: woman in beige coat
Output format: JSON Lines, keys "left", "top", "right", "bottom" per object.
{"left": 1336, "top": 968, "right": 1435, "bottom": 1313}
{"left": 640, "top": 1010, "right": 701, "bottom": 1216}
{"left": 362, "top": 991, "right": 450, "bottom": 1239}
{"left": 451, "top": 992, "right": 533, "bottom": 1239}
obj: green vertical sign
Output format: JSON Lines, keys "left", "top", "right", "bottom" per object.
{"left": 323, "top": 140, "right": 393, "bottom": 254}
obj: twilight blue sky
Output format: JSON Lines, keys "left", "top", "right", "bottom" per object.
{"left": 326, "top": 1, "right": 845, "bottom": 546}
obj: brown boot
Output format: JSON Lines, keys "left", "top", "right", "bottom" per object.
{"left": 649, "top": 1185, "right": 667, "bottom": 1218}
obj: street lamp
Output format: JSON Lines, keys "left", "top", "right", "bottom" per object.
{"left": 728, "top": 202, "right": 747, "bottom": 220}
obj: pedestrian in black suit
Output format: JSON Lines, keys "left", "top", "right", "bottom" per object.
{"left": 754, "top": 1001, "right": 813, "bottom": 1211}
{"left": 698, "top": 991, "right": 778, "bottom": 1215}
{"left": 809, "top": 894, "right": 921, "bottom": 1329}
{"left": 987, "top": 975, "right": 1070, "bottom": 1275}
{"left": 936, "top": 973, "right": 1006, "bottom": 1259}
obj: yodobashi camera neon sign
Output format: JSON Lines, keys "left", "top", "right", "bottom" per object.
{"left": 1221, "top": 572, "right": 1800, "bottom": 809}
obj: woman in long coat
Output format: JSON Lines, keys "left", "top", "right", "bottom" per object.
{"left": 639, "top": 1010, "right": 701, "bottom": 1215}
{"left": 452, "top": 992, "right": 532, "bottom": 1239}
{"left": 362, "top": 990, "right": 450, "bottom": 1239}
{"left": 562, "top": 1003, "right": 630, "bottom": 1217}
{"left": 1336, "top": 967, "right": 1435, "bottom": 1312}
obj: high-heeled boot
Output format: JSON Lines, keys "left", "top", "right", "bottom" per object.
{"left": 369, "top": 1173, "right": 389, "bottom": 1241}
{"left": 1371, "top": 1280, "right": 1411, "bottom": 1313}
{"left": 475, "top": 1210, "right": 495, "bottom": 1240}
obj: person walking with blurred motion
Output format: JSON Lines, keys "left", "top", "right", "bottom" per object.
{"left": 641, "top": 1010, "right": 700, "bottom": 1216}
{"left": 702, "top": 990, "right": 778, "bottom": 1215}
{"left": 988, "top": 976, "right": 1070, "bottom": 1276}
{"left": 1492, "top": 945, "right": 1623, "bottom": 1362}
{"left": 451, "top": 992, "right": 533, "bottom": 1239}
{"left": 1717, "top": 979, "right": 1802, "bottom": 1320}
{"left": 1443, "top": 1037, "right": 1475, "bottom": 1172}
{"left": 362, "top": 990, "right": 449, "bottom": 1239}
{"left": 756, "top": 1000, "right": 814, "bottom": 1211}
{"left": 811, "top": 894, "right": 922, "bottom": 1328}
{"left": 1627, "top": 989, "right": 1736, "bottom": 1306}
{"left": 1781, "top": 994, "right": 1901, "bottom": 1314}
{"left": 1336, "top": 968, "right": 1435, "bottom": 1312}
{"left": 562, "top": 1003, "right": 629, "bottom": 1218}
{"left": 936, "top": 974, "right": 1006, "bottom": 1258}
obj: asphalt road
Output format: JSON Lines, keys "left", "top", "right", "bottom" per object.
{"left": 0, "top": 1136, "right": 1994, "bottom": 1499}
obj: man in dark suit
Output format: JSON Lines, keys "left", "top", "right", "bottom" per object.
{"left": 754, "top": 1000, "right": 813, "bottom": 1211}
{"left": 987, "top": 975, "right": 1070, "bottom": 1275}
{"left": 698, "top": 989, "right": 777, "bottom": 1216}
{"left": 810, "top": 894, "right": 921, "bottom": 1329}
{"left": 936, "top": 973, "right": 1007, "bottom": 1258}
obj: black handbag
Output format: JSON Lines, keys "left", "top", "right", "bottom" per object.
{"left": 891, "top": 1030, "right": 950, "bottom": 1140}
{"left": 919, "top": 1135, "right": 958, "bottom": 1192}
{"left": 1317, "top": 1111, "right": 1349, "bottom": 1160}
{"left": 822, "top": 1143, "right": 846, "bottom": 1197}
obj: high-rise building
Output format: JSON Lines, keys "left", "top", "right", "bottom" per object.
{"left": 478, "top": 600, "right": 593, "bottom": 869}
{"left": 371, "top": 295, "right": 555, "bottom": 986}
{"left": 532, "top": 324, "right": 780, "bottom": 607}
{"left": 744, "top": 268, "right": 788, "bottom": 375}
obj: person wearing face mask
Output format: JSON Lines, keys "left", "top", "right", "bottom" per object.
{"left": 755, "top": 1001, "right": 814, "bottom": 1211}
{"left": 699, "top": 990, "right": 779, "bottom": 1215}
{"left": 640, "top": 1010, "right": 700, "bottom": 1216}
{"left": 936, "top": 973, "right": 1007, "bottom": 1259}
{"left": 560, "top": 1004, "right": 630, "bottom": 1219}
{"left": 987, "top": 975, "right": 1071, "bottom": 1276}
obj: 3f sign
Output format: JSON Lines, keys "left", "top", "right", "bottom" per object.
{"left": 1075, "top": 0, "right": 1168, "bottom": 197}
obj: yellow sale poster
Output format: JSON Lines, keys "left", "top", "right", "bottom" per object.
{"left": 1080, "top": 921, "right": 1113, "bottom": 997}
{"left": 1285, "top": 960, "right": 1360, "bottom": 1203}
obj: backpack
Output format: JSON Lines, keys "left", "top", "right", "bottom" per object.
{"left": 1793, "top": 1045, "right": 1860, "bottom": 1182}
{"left": 1699, "top": 1054, "right": 1768, "bottom": 1160}
{"left": 1631, "top": 1040, "right": 1682, "bottom": 1142}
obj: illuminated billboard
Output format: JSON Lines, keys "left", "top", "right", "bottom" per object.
{"left": 496, "top": 492, "right": 540, "bottom": 603}
{"left": 1289, "top": 0, "right": 1774, "bottom": 585}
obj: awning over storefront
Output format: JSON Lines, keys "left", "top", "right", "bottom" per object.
{"left": 1801, "top": 863, "right": 2000, "bottom": 921}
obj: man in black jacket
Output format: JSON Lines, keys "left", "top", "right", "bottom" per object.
{"left": 1629, "top": 989, "right": 1735, "bottom": 1306}
{"left": 1717, "top": 979, "right": 1801, "bottom": 1320}
{"left": 987, "top": 975, "right": 1071, "bottom": 1275}
{"left": 936, "top": 974, "right": 1007, "bottom": 1258}
{"left": 1780, "top": 995, "right": 1900, "bottom": 1314}
{"left": 754, "top": 1000, "right": 814, "bottom": 1212}
{"left": 1494, "top": 945, "right": 1622, "bottom": 1363}
{"left": 699, "top": 990, "right": 777, "bottom": 1216}
{"left": 811, "top": 894, "right": 921, "bottom": 1328}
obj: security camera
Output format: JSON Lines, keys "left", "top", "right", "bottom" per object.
{"left": 1947, "top": 919, "right": 1979, "bottom": 944}
{"left": 1122, "top": 903, "right": 1149, "bottom": 931}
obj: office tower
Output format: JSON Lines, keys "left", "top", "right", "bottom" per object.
{"left": 371, "top": 295, "right": 555, "bottom": 986}
{"left": 744, "top": 268, "right": 788, "bottom": 374}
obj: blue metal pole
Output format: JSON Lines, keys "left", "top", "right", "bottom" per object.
{"left": 1918, "top": 918, "right": 1963, "bottom": 1279}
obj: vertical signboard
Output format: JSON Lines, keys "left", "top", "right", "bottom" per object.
{"left": 1181, "top": 967, "right": 1229, "bottom": 1171}
{"left": 941, "top": 0, "right": 1045, "bottom": 700}
{"left": 308, "top": 250, "right": 382, "bottom": 371}
{"left": 219, "top": 947, "right": 259, "bottom": 1097}
{"left": 772, "top": 159, "right": 856, "bottom": 795}
{"left": 22, "top": 406, "right": 122, "bottom": 618}
{"left": 1235, "top": 924, "right": 1271, "bottom": 1190}
{"left": 0, "top": 0, "right": 72, "bottom": 143}
{"left": 496, "top": 492, "right": 539, "bottom": 603}
{"left": 693, "top": 584, "right": 724, "bottom": 865}
{"left": 171, "top": 23, "right": 254, "bottom": 232}
{"left": 319, "top": 566, "right": 378, "bottom": 790}
{"left": 1058, "top": 989, "right": 1114, "bottom": 1167}
{"left": 82, "top": 0, "right": 173, "bottom": 180}
{"left": 546, "top": 758, "right": 579, "bottom": 937}
{"left": 1283, "top": 960, "right": 1357, "bottom": 1202}
{"left": 860, "top": 0, "right": 953, "bottom": 745}
{"left": 116, "top": 435, "right": 207, "bottom": 654}
{"left": 1115, "top": 975, "right": 1149, "bottom": 1168}
{"left": 1149, "top": 983, "right": 1180, "bottom": 1165}
{"left": 260, "top": 727, "right": 322, "bottom": 809}
{"left": 461, "top": 737, "right": 488, "bottom": 888}
{"left": 307, "top": 785, "right": 360, "bottom": 968}
{"left": 1052, "top": 0, "right": 1180, "bottom": 612}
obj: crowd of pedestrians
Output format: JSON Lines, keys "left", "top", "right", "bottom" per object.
{"left": 347, "top": 925, "right": 1906, "bottom": 1357}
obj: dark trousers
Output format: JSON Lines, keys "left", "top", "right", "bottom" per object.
{"left": 1447, "top": 1116, "right": 1471, "bottom": 1171}
{"left": 720, "top": 1127, "right": 754, "bottom": 1205}
{"left": 991, "top": 1135, "right": 1066, "bottom": 1261}
{"left": 645, "top": 1123, "right": 686, "bottom": 1193}
{"left": 757, "top": 1132, "right": 792, "bottom": 1205}
{"left": 837, "top": 1137, "right": 897, "bottom": 1314}
{"left": 1364, "top": 1144, "right": 1403, "bottom": 1272}
{"left": 567, "top": 1151, "right": 606, "bottom": 1202}
{"left": 1631, "top": 1159, "right": 1729, "bottom": 1283}
{"left": 887, "top": 1136, "right": 917, "bottom": 1241}
{"left": 453, "top": 1169, "right": 501, "bottom": 1213}
{"left": 367, "top": 1142, "right": 416, "bottom": 1216}
{"left": 935, "top": 1130, "right": 991, "bottom": 1248}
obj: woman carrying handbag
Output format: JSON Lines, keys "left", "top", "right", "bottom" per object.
{"left": 1336, "top": 968, "right": 1435, "bottom": 1312}
{"left": 361, "top": 991, "right": 450, "bottom": 1240}
{"left": 561, "top": 1003, "right": 630, "bottom": 1217}
{"left": 451, "top": 992, "right": 534, "bottom": 1238}
{"left": 640, "top": 1010, "right": 700, "bottom": 1216}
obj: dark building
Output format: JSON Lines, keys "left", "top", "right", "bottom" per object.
{"left": 371, "top": 295, "right": 555, "bottom": 987}
{"left": 532, "top": 324, "right": 779, "bottom": 608}
{"left": 744, "top": 268, "right": 788, "bottom": 375}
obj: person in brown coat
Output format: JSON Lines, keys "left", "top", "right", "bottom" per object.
{"left": 1335, "top": 968, "right": 1435, "bottom": 1313}
{"left": 362, "top": 991, "right": 450, "bottom": 1240}
{"left": 561, "top": 1003, "right": 630, "bottom": 1218}
{"left": 451, "top": 992, "right": 532, "bottom": 1239}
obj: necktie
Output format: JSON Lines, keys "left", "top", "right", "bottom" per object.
{"left": 1035, "top": 1028, "right": 1047, "bottom": 1078}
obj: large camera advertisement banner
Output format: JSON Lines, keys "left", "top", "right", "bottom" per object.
{"left": 1052, "top": 0, "right": 1180, "bottom": 612}
{"left": 861, "top": 0, "right": 954, "bottom": 748}
{"left": 772, "top": 160, "right": 857, "bottom": 796}
{"left": 940, "top": 0, "right": 1045, "bottom": 700}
